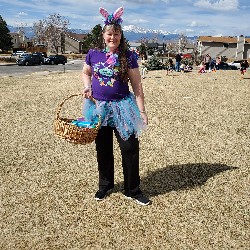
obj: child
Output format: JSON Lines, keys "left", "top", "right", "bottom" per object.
{"left": 240, "top": 60, "right": 249, "bottom": 79}
{"left": 198, "top": 62, "right": 206, "bottom": 73}
{"left": 166, "top": 58, "right": 174, "bottom": 75}
{"left": 180, "top": 63, "right": 185, "bottom": 73}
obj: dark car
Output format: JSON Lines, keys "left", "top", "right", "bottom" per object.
{"left": 16, "top": 54, "right": 44, "bottom": 66}
{"left": 32, "top": 52, "right": 47, "bottom": 57}
{"left": 218, "top": 62, "right": 238, "bottom": 70}
{"left": 44, "top": 55, "right": 67, "bottom": 65}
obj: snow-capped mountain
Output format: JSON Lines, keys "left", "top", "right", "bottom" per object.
{"left": 7, "top": 24, "right": 181, "bottom": 42}
{"left": 122, "top": 25, "right": 179, "bottom": 42}
{"left": 123, "top": 25, "right": 173, "bottom": 36}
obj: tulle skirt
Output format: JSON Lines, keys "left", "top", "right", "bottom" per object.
{"left": 83, "top": 93, "right": 147, "bottom": 140}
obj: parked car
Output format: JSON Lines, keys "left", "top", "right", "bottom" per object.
{"left": 218, "top": 62, "right": 238, "bottom": 70}
{"left": 227, "top": 60, "right": 243, "bottom": 69}
{"left": 44, "top": 55, "right": 67, "bottom": 65}
{"left": 12, "top": 51, "right": 27, "bottom": 57}
{"left": 32, "top": 52, "right": 47, "bottom": 57}
{"left": 16, "top": 54, "right": 44, "bottom": 66}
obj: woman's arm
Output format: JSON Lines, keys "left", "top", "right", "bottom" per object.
{"left": 128, "top": 67, "right": 148, "bottom": 125}
{"left": 82, "top": 63, "right": 92, "bottom": 98}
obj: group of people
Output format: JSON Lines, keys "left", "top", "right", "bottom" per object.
{"left": 166, "top": 55, "right": 192, "bottom": 73}
{"left": 199, "top": 54, "right": 249, "bottom": 77}
{"left": 201, "top": 54, "right": 220, "bottom": 72}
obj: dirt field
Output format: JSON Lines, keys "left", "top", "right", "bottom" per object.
{"left": 0, "top": 69, "right": 249, "bottom": 249}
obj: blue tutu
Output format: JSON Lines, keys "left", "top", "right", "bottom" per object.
{"left": 82, "top": 93, "right": 147, "bottom": 140}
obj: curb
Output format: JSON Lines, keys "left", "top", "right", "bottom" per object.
{"left": 0, "top": 63, "right": 16, "bottom": 66}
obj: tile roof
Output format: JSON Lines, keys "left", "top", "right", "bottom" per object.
{"left": 66, "top": 32, "right": 87, "bottom": 42}
{"left": 198, "top": 36, "right": 250, "bottom": 44}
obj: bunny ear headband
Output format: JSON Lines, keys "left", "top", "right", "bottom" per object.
{"left": 99, "top": 7, "right": 124, "bottom": 26}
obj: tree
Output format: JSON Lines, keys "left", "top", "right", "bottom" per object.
{"left": 33, "top": 20, "right": 46, "bottom": 45}
{"left": 0, "top": 15, "right": 13, "bottom": 52}
{"left": 177, "top": 33, "right": 188, "bottom": 53}
{"left": 82, "top": 24, "right": 130, "bottom": 53}
{"left": 33, "top": 14, "right": 69, "bottom": 53}
{"left": 137, "top": 42, "right": 147, "bottom": 59}
{"left": 146, "top": 55, "right": 162, "bottom": 70}
{"left": 82, "top": 24, "right": 103, "bottom": 53}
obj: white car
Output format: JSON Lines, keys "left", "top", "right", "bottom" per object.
{"left": 227, "top": 60, "right": 243, "bottom": 69}
{"left": 12, "top": 51, "right": 27, "bottom": 57}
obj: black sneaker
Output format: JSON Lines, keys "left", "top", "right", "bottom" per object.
{"left": 94, "top": 189, "right": 113, "bottom": 201}
{"left": 125, "top": 194, "right": 151, "bottom": 206}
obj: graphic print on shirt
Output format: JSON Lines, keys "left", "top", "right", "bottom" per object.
{"left": 93, "top": 53, "right": 120, "bottom": 87}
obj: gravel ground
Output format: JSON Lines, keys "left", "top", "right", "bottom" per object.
{"left": 0, "top": 69, "right": 249, "bottom": 249}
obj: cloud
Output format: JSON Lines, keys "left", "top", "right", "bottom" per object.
{"left": 194, "top": 0, "right": 239, "bottom": 11}
{"left": 185, "top": 28, "right": 194, "bottom": 33}
{"left": 18, "top": 12, "right": 28, "bottom": 16}
{"left": 189, "top": 21, "right": 198, "bottom": 27}
{"left": 189, "top": 20, "right": 209, "bottom": 27}
{"left": 128, "top": 18, "right": 149, "bottom": 24}
{"left": 96, "top": 0, "right": 157, "bottom": 3}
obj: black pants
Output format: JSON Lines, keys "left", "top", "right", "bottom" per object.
{"left": 95, "top": 126, "right": 142, "bottom": 197}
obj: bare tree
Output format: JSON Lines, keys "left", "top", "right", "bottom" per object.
{"left": 33, "top": 14, "right": 69, "bottom": 53}
{"left": 177, "top": 33, "right": 188, "bottom": 53}
{"left": 33, "top": 20, "right": 46, "bottom": 45}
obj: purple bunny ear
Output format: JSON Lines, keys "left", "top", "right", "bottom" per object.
{"left": 113, "top": 7, "right": 124, "bottom": 19}
{"left": 99, "top": 7, "right": 109, "bottom": 18}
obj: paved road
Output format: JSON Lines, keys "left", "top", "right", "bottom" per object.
{"left": 0, "top": 59, "right": 84, "bottom": 77}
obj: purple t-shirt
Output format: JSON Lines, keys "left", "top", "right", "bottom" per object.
{"left": 85, "top": 49, "right": 139, "bottom": 101}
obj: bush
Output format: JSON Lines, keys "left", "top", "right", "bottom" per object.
{"left": 181, "top": 58, "right": 194, "bottom": 66}
{"left": 0, "top": 56, "right": 16, "bottom": 63}
{"left": 145, "top": 55, "right": 163, "bottom": 70}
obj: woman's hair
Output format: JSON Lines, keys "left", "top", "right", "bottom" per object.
{"left": 95, "top": 24, "right": 129, "bottom": 82}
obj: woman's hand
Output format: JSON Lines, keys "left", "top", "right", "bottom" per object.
{"left": 83, "top": 87, "right": 92, "bottom": 99}
{"left": 140, "top": 112, "right": 148, "bottom": 125}
{"left": 82, "top": 64, "right": 92, "bottom": 98}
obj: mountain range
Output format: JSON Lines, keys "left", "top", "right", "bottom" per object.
{"left": 8, "top": 24, "right": 191, "bottom": 42}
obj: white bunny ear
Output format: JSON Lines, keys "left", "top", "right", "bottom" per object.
{"left": 99, "top": 7, "right": 109, "bottom": 18}
{"left": 113, "top": 7, "right": 124, "bottom": 19}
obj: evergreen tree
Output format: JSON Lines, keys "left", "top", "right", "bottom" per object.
{"left": 82, "top": 24, "right": 130, "bottom": 53}
{"left": 82, "top": 24, "right": 103, "bottom": 53}
{"left": 146, "top": 55, "right": 162, "bottom": 70}
{"left": 0, "top": 15, "right": 13, "bottom": 52}
{"left": 137, "top": 43, "right": 147, "bottom": 59}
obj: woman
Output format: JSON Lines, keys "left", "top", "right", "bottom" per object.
{"left": 81, "top": 7, "right": 150, "bottom": 206}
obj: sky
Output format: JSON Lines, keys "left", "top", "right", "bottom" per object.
{"left": 1, "top": 0, "right": 249, "bottom": 36}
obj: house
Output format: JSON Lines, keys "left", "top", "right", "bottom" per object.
{"left": 129, "top": 42, "right": 141, "bottom": 50}
{"left": 10, "top": 31, "right": 32, "bottom": 52}
{"left": 197, "top": 35, "right": 250, "bottom": 60}
{"left": 64, "top": 32, "right": 87, "bottom": 53}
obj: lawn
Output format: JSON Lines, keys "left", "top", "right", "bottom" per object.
{"left": 0, "top": 69, "right": 249, "bottom": 249}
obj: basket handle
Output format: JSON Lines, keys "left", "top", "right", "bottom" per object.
{"left": 55, "top": 93, "right": 96, "bottom": 119}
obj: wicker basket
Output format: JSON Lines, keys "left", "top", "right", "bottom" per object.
{"left": 54, "top": 93, "right": 101, "bottom": 145}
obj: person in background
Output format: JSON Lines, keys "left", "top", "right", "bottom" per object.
{"left": 204, "top": 53, "right": 211, "bottom": 71}
{"left": 216, "top": 56, "right": 221, "bottom": 70}
{"left": 166, "top": 58, "right": 174, "bottom": 75}
{"left": 175, "top": 53, "right": 182, "bottom": 72}
{"left": 81, "top": 7, "right": 150, "bottom": 206}
{"left": 209, "top": 58, "right": 217, "bottom": 72}
{"left": 240, "top": 60, "right": 249, "bottom": 79}
{"left": 198, "top": 62, "right": 206, "bottom": 73}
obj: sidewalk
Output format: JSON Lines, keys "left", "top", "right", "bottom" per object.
{"left": 0, "top": 62, "right": 16, "bottom": 66}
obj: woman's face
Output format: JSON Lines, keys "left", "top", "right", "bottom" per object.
{"left": 103, "top": 27, "right": 122, "bottom": 51}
